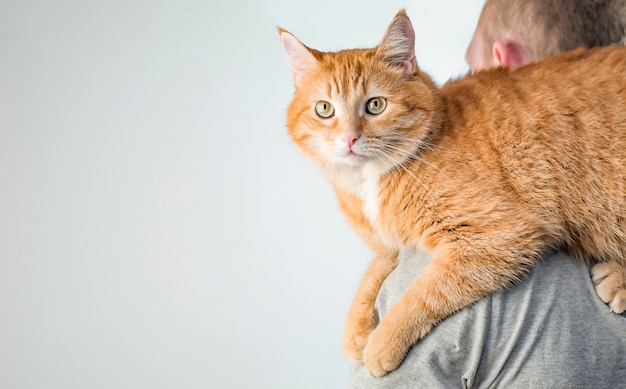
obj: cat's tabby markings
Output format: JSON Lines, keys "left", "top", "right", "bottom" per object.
{"left": 280, "top": 10, "right": 626, "bottom": 376}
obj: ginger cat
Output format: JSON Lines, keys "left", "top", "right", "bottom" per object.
{"left": 279, "top": 10, "right": 626, "bottom": 376}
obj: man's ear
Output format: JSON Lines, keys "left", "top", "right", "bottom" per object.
{"left": 492, "top": 40, "right": 526, "bottom": 70}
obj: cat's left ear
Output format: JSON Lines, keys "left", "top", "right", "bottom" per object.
{"left": 377, "top": 10, "right": 417, "bottom": 75}
{"left": 279, "top": 28, "right": 320, "bottom": 85}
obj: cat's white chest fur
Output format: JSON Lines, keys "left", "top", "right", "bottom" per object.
{"left": 335, "top": 164, "right": 383, "bottom": 226}
{"left": 355, "top": 173, "right": 381, "bottom": 224}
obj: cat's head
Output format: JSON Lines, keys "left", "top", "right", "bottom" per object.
{"left": 280, "top": 10, "right": 442, "bottom": 177}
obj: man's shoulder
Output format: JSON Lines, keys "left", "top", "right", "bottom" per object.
{"left": 355, "top": 250, "right": 626, "bottom": 388}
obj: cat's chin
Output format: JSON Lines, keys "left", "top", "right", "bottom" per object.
{"left": 332, "top": 152, "right": 370, "bottom": 168}
{"left": 325, "top": 155, "right": 391, "bottom": 179}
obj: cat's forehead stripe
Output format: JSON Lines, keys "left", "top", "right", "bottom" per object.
{"left": 324, "top": 54, "right": 372, "bottom": 98}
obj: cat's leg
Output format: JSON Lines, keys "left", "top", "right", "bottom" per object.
{"left": 591, "top": 260, "right": 626, "bottom": 313}
{"left": 361, "top": 245, "right": 534, "bottom": 376}
{"left": 342, "top": 251, "right": 398, "bottom": 362}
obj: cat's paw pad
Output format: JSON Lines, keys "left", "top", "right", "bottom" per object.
{"left": 591, "top": 261, "right": 626, "bottom": 314}
{"left": 342, "top": 316, "right": 375, "bottom": 362}
{"left": 361, "top": 327, "right": 406, "bottom": 377}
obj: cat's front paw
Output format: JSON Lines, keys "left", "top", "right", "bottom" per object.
{"left": 592, "top": 261, "right": 626, "bottom": 313}
{"left": 342, "top": 314, "right": 375, "bottom": 362}
{"left": 361, "top": 324, "right": 410, "bottom": 377}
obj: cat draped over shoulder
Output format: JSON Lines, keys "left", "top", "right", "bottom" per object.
{"left": 279, "top": 10, "right": 626, "bottom": 377}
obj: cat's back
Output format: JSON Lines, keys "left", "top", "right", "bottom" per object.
{"left": 428, "top": 45, "right": 626, "bottom": 246}
{"left": 441, "top": 46, "right": 626, "bottom": 124}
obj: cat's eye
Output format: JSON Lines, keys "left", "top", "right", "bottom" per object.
{"left": 315, "top": 101, "right": 335, "bottom": 118}
{"left": 366, "top": 97, "right": 387, "bottom": 115}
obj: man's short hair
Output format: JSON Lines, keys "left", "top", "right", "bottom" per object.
{"left": 483, "top": 0, "right": 626, "bottom": 62}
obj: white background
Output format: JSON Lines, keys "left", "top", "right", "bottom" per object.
{"left": 1, "top": 0, "right": 483, "bottom": 387}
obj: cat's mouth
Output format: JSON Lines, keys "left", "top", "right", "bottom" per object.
{"left": 339, "top": 149, "right": 368, "bottom": 166}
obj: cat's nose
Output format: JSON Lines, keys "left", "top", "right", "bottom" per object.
{"left": 342, "top": 133, "right": 361, "bottom": 148}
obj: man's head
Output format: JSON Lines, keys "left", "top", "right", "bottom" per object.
{"left": 466, "top": 0, "right": 626, "bottom": 71}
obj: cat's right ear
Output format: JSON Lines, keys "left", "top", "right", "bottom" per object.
{"left": 279, "top": 28, "right": 319, "bottom": 85}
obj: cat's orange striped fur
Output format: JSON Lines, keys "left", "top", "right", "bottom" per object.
{"left": 280, "top": 10, "right": 626, "bottom": 376}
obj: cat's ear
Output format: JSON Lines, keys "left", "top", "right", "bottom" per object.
{"left": 376, "top": 10, "right": 417, "bottom": 75}
{"left": 279, "top": 28, "right": 320, "bottom": 85}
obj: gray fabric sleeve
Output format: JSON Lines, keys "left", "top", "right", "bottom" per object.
{"left": 348, "top": 250, "right": 626, "bottom": 389}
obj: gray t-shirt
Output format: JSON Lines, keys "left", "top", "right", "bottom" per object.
{"left": 348, "top": 250, "right": 626, "bottom": 388}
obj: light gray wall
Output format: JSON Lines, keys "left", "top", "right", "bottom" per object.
{"left": 0, "top": 0, "right": 483, "bottom": 387}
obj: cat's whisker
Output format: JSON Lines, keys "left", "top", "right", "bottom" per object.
{"left": 419, "top": 141, "right": 461, "bottom": 156}
{"left": 370, "top": 148, "right": 428, "bottom": 192}
{"left": 367, "top": 139, "right": 443, "bottom": 187}
{"left": 382, "top": 142, "right": 449, "bottom": 179}
{"left": 372, "top": 137, "right": 455, "bottom": 181}
{"left": 372, "top": 142, "right": 442, "bottom": 172}
{"left": 365, "top": 145, "right": 403, "bottom": 184}
{"left": 375, "top": 134, "right": 459, "bottom": 157}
